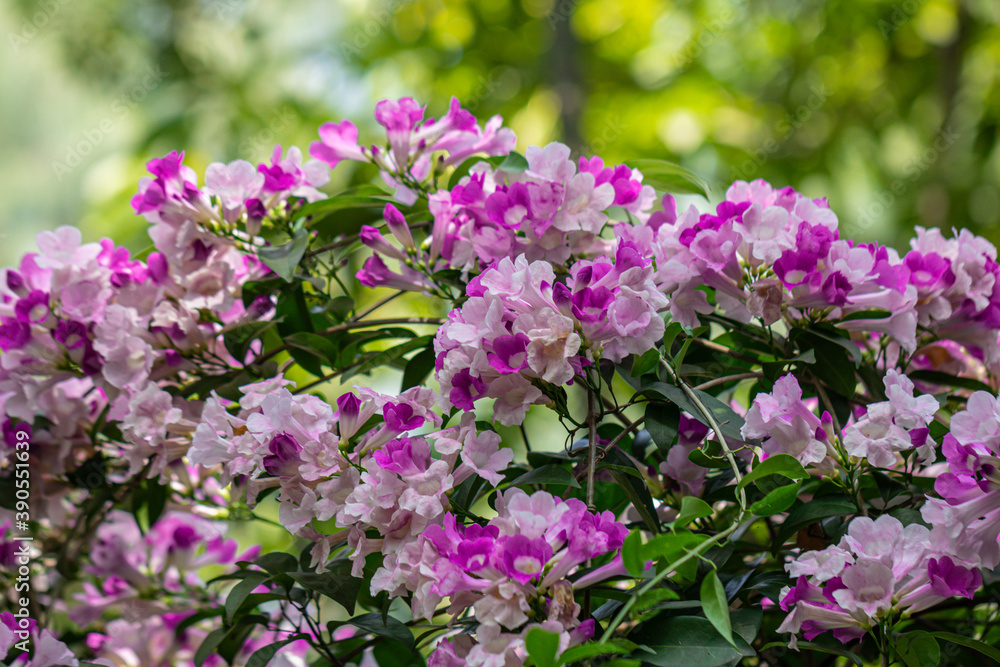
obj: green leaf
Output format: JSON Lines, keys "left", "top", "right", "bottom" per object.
{"left": 225, "top": 571, "right": 271, "bottom": 624}
{"left": 557, "top": 642, "right": 630, "bottom": 665}
{"left": 761, "top": 640, "right": 863, "bottom": 665}
{"left": 644, "top": 401, "right": 680, "bottom": 454}
{"left": 636, "top": 382, "right": 745, "bottom": 444}
{"left": 245, "top": 636, "right": 306, "bottom": 667}
{"left": 639, "top": 532, "right": 709, "bottom": 582}
{"left": 296, "top": 184, "right": 390, "bottom": 219}
{"left": 505, "top": 464, "right": 581, "bottom": 489}
{"left": 348, "top": 613, "right": 414, "bottom": 649}
{"left": 287, "top": 560, "right": 362, "bottom": 614}
{"left": 629, "top": 615, "right": 753, "bottom": 667}
{"left": 258, "top": 230, "right": 309, "bottom": 282}
{"left": 601, "top": 446, "right": 660, "bottom": 533}
{"left": 253, "top": 552, "right": 298, "bottom": 576}
{"left": 929, "top": 631, "right": 1000, "bottom": 663}
{"left": 283, "top": 332, "right": 341, "bottom": 367}
{"left": 631, "top": 348, "right": 661, "bottom": 377}
{"left": 700, "top": 570, "right": 736, "bottom": 648}
{"left": 749, "top": 481, "right": 802, "bottom": 516}
{"left": 194, "top": 627, "right": 228, "bottom": 667}
{"left": 624, "top": 159, "right": 711, "bottom": 198}
{"left": 672, "top": 496, "right": 713, "bottom": 530}
{"left": 906, "top": 370, "right": 993, "bottom": 394}
{"left": 662, "top": 321, "right": 685, "bottom": 352}
{"left": 348, "top": 335, "right": 434, "bottom": 380}
{"left": 687, "top": 448, "right": 731, "bottom": 469}
{"left": 525, "top": 627, "right": 560, "bottom": 667}
{"left": 622, "top": 529, "right": 644, "bottom": 578}
{"left": 372, "top": 640, "right": 425, "bottom": 667}
{"left": 497, "top": 151, "right": 529, "bottom": 174}
{"left": 401, "top": 344, "right": 436, "bottom": 390}
{"left": 774, "top": 497, "right": 856, "bottom": 546}
{"left": 736, "top": 454, "right": 809, "bottom": 493}
{"left": 897, "top": 631, "right": 940, "bottom": 667}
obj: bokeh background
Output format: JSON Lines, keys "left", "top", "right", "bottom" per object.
{"left": 2, "top": 0, "right": 1000, "bottom": 266}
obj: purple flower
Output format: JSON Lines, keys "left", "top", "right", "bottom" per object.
{"left": 927, "top": 556, "right": 981, "bottom": 598}
{"left": 262, "top": 433, "right": 302, "bottom": 477}
{"left": 53, "top": 319, "right": 87, "bottom": 350}
{"left": 384, "top": 402, "right": 424, "bottom": 432}
{"left": 0, "top": 317, "right": 30, "bottom": 351}
{"left": 310, "top": 119, "right": 367, "bottom": 169}
{"left": 14, "top": 290, "right": 49, "bottom": 323}
{"left": 488, "top": 333, "right": 530, "bottom": 374}
{"left": 498, "top": 534, "right": 553, "bottom": 585}
{"left": 449, "top": 369, "right": 487, "bottom": 411}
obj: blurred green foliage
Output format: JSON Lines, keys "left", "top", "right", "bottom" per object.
{"left": 2, "top": 0, "right": 999, "bottom": 263}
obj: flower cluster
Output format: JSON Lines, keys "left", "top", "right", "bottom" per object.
{"left": 310, "top": 96, "right": 515, "bottom": 205}
{"left": 435, "top": 243, "right": 665, "bottom": 425}
{"left": 921, "top": 390, "right": 1000, "bottom": 570}
{"left": 778, "top": 514, "right": 981, "bottom": 646}
{"left": 399, "top": 489, "right": 627, "bottom": 666}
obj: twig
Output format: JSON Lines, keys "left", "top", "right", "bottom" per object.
{"left": 586, "top": 389, "right": 599, "bottom": 513}
{"left": 691, "top": 372, "right": 763, "bottom": 392}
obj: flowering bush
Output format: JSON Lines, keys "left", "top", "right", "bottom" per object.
{"left": 2, "top": 97, "right": 999, "bottom": 667}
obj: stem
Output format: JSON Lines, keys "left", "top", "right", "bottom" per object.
{"left": 691, "top": 372, "right": 763, "bottom": 392}
{"left": 352, "top": 291, "right": 405, "bottom": 321}
{"left": 586, "top": 389, "right": 599, "bottom": 512}
{"left": 598, "top": 355, "right": 749, "bottom": 643}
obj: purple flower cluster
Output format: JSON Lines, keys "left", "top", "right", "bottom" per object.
{"left": 434, "top": 243, "right": 665, "bottom": 425}
{"left": 778, "top": 514, "right": 980, "bottom": 646}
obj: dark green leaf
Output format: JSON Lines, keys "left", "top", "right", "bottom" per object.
{"left": 401, "top": 344, "right": 436, "bottom": 390}
{"left": 287, "top": 560, "right": 362, "bottom": 614}
{"left": 644, "top": 401, "right": 680, "bottom": 454}
{"left": 897, "top": 631, "right": 940, "bottom": 667}
{"left": 225, "top": 571, "right": 271, "bottom": 624}
{"left": 761, "top": 640, "right": 863, "bottom": 665}
{"left": 624, "top": 159, "right": 711, "bottom": 198}
{"left": 349, "top": 612, "right": 414, "bottom": 649}
{"left": 505, "top": 464, "right": 581, "bottom": 489}
{"left": 929, "top": 631, "right": 1000, "bottom": 663}
{"left": 194, "top": 627, "right": 228, "bottom": 667}
{"left": 602, "top": 446, "right": 660, "bottom": 533}
{"left": 254, "top": 552, "right": 299, "bottom": 576}
{"left": 629, "top": 615, "right": 753, "bottom": 667}
{"left": 558, "top": 642, "right": 630, "bottom": 665}
{"left": 347, "top": 335, "right": 434, "bottom": 380}
{"left": 246, "top": 636, "right": 306, "bottom": 667}
{"left": 774, "top": 497, "right": 856, "bottom": 547}
{"left": 636, "top": 382, "right": 745, "bottom": 444}
{"left": 906, "top": 370, "right": 993, "bottom": 394}
{"left": 258, "top": 230, "right": 309, "bottom": 282}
